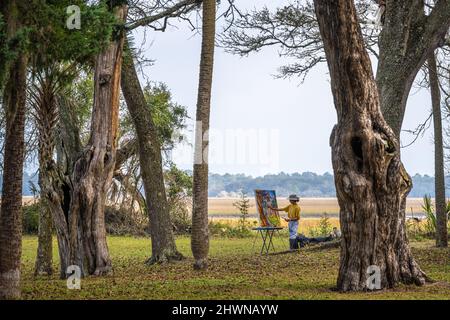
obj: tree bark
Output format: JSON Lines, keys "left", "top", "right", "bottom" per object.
{"left": 121, "top": 41, "right": 183, "bottom": 264}
{"left": 68, "top": 4, "right": 128, "bottom": 276}
{"left": 31, "top": 71, "right": 59, "bottom": 276}
{"left": 428, "top": 53, "right": 448, "bottom": 248}
{"left": 191, "top": 0, "right": 216, "bottom": 270}
{"left": 0, "top": 0, "right": 27, "bottom": 299}
{"left": 34, "top": 200, "right": 53, "bottom": 276}
{"left": 376, "top": 0, "right": 450, "bottom": 137}
{"left": 314, "top": 0, "right": 428, "bottom": 291}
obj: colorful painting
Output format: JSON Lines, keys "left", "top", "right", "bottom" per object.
{"left": 254, "top": 189, "right": 281, "bottom": 227}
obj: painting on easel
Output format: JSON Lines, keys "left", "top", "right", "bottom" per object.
{"left": 254, "top": 189, "right": 281, "bottom": 227}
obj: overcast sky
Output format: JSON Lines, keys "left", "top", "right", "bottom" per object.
{"left": 134, "top": 0, "right": 437, "bottom": 177}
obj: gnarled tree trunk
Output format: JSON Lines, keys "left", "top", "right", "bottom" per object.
{"left": 314, "top": 0, "right": 428, "bottom": 291}
{"left": 121, "top": 41, "right": 182, "bottom": 264}
{"left": 191, "top": 0, "right": 216, "bottom": 270}
{"left": 68, "top": 4, "right": 128, "bottom": 276}
{"left": 428, "top": 53, "right": 448, "bottom": 247}
{"left": 0, "top": 0, "right": 27, "bottom": 299}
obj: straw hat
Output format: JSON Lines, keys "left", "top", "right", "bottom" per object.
{"left": 288, "top": 194, "right": 300, "bottom": 201}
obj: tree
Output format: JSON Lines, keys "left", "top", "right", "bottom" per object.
{"left": 313, "top": 0, "right": 428, "bottom": 291}
{"left": 376, "top": 0, "right": 450, "bottom": 137}
{"left": 30, "top": 67, "right": 59, "bottom": 276}
{"left": 222, "top": 1, "right": 450, "bottom": 139}
{"left": 0, "top": 0, "right": 28, "bottom": 299}
{"left": 428, "top": 53, "right": 448, "bottom": 247}
{"left": 68, "top": 2, "right": 128, "bottom": 276}
{"left": 121, "top": 41, "right": 183, "bottom": 264}
{"left": 191, "top": 0, "right": 216, "bottom": 270}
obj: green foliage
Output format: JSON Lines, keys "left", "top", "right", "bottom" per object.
{"left": 233, "top": 190, "right": 252, "bottom": 231}
{"left": 120, "top": 82, "right": 189, "bottom": 152}
{"left": 418, "top": 195, "right": 450, "bottom": 237}
{"left": 308, "top": 213, "right": 333, "bottom": 237}
{"left": 208, "top": 221, "right": 254, "bottom": 238}
{"left": 28, "top": 0, "right": 116, "bottom": 67}
{"left": 68, "top": 71, "right": 95, "bottom": 132}
{"left": 0, "top": 13, "right": 31, "bottom": 90}
{"left": 165, "top": 164, "right": 193, "bottom": 234}
{"left": 422, "top": 195, "right": 436, "bottom": 235}
{"left": 144, "top": 82, "right": 189, "bottom": 150}
{"left": 22, "top": 202, "right": 40, "bottom": 234}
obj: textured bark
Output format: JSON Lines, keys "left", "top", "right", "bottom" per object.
{"left": 191, "top": 0, "right": 216, "bottom": 270}
{"left": 428, "top": 54, "right": 448, "bottom": 248}
{"left": 69, "top": 5, "right": 127, "bottom": 275}
{"left": 376, "top": 0, "right": 450, "bottom": 137}
{"left": 0, "top": 0, "right": 27, "bottom": 299}
{"left": 68, "top": 4, "right": 128, "bottom": 276}
{"left": 31, "top": 71, "right": 58, "bottom": 276}
{"left": 314, "top": 0, "right": 428, "bottom": 291}
{"left": 121, "top": 42, "right": 182, "bottom": 264}
{"left": 34, "top": 201, "right": 53, "bottom": 276}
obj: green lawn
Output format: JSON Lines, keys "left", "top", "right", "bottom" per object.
{"left": 21, "top": 236, "right": 450, "bottom": 299}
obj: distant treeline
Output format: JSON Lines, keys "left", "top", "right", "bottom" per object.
{"left": 0, "top": 171, "right": 446, "bottom": 198}
{"left": 209, "top": 172, "right": 447, "bottom": 198}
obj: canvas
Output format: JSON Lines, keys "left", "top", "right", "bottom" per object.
{"left": 254, "top": 189, "right": 281, "bottom": 227}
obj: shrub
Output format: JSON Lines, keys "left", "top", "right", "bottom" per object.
{"left": 208, "top": 220, "right": 254, "bottom": 238}
{"left": 105, "top": 205, "right": 148, "bottom": 236}
{"left": 308, "top": 213, "right": 333, "bottom": 237}
{"left": 233, "top": 190, "right": 252, "bottom": 232}
{"left": 22, "top": 202, "right": 40, "bottom": 234}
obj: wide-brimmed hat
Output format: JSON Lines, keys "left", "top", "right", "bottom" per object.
{"left": 288, "top": 194, "right": 300, "bottom": 201}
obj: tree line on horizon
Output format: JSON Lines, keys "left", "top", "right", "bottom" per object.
{"left": 6, "top": 171, "right": 450, "bottom": 198}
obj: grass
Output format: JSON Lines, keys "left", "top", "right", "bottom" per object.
{"left": 208, "top": 197, "right": 425, "bottom": 215}
{"left": 21, "top": 235, "right": 450, "bottom": 300}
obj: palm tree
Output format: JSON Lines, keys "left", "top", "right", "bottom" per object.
{"left": 191, "top": 0, "right": 216, "bottom": 270}
{"left": 0, "top": 0, "right": 28, "bottom": 299}
{"left": 428, "top": 53, "right": 448, "bottom": 247}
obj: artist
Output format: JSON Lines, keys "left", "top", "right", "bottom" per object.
{"left": 269, "top": 194, "right": 301, "bottom": 250}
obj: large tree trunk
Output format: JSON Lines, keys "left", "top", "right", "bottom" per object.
{"left": 314, "top": 0, "right": 428, "bottom": 291}
{"left": 376, "top": 1, "right": 450, "bottom": 137}
{"left": 121, "top": 41, "right": 182, "bottom": 264}
{"left": 428, "top": 54, "right": 448, "bottom": 248}
{"left": 191, "top": 0, "right": 216, "bottom": 270}
{"left": 41, "top": 93, "right": 81, "bottom": 280}
{"left": 68, "top": 4, "right": 128, "bottom": 276}
{"left": 0, "top": 0, "right": 27, "bottom": 299}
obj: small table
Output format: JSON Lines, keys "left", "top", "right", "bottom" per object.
{"left": 252, "top": 227, "right": 284, "bottom": 255}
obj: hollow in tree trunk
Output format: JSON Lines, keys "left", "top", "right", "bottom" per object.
{"left": 428, "top": 54, "right": 448, "bottom": 247}
{"left": 121, "top": 41, "right": 183, "bottom": 264}
{"left": 191, "top": 0, "right": 216, "bottom": 271}
{"left": 313, "top": 0, "right": 428, "bottom": 291}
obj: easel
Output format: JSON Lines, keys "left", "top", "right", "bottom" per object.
{"left": 252, "top": 227, "right": 284, "bottom": 255}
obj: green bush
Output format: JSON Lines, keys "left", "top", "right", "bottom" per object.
{"left": 22, "top": 202, "right": 40, "bottom": 235}
{"left": 308, "top": 213, "right": 333, "bottom": 237}
{"left": 208, "top": 221, "right": 255, "bottom": 238}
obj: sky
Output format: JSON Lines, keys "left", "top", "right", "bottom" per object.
{"left": 133, "top": 0, "right": 436, "bottom": 177}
